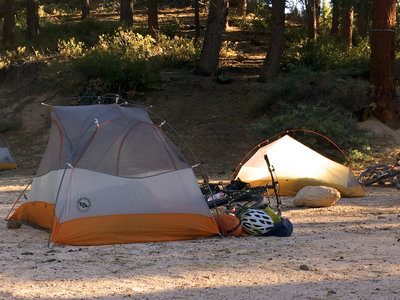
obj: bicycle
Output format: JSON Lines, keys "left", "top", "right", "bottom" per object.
{"left": 358, "top": 158, "right": 400, "bottom": 189}
{"left": 201, "top": 154, "right": 282, "bottom": 215}
{"left": 201, "top": 179, "right": 266, "bottom": 210}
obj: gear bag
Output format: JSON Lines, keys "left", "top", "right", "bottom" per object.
{"left": 262, "top": 218, "right": 293, "bottom": 237}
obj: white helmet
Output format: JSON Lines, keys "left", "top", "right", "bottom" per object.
{"left": 241, "top": 209, "right": 274, "bottom": 235}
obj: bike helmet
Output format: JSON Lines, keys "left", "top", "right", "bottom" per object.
{"left": 241, "top": 209, "right": 275, "bottom": 235}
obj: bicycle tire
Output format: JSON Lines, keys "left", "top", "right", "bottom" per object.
{"left": 358, "top": 164, "right": 391, "bottom": 186}
{"left": 207, "top": 197, "right": 231, "bottom": 209}
{"left": 206, "top": 193, "right": 265, "bottom": 209}
{"left": 233, "top": 193, "right": 265, "bottom": 208}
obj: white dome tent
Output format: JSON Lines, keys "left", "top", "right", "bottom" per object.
{"left": 10, "top": 103, "right": 219, "bottom": 245}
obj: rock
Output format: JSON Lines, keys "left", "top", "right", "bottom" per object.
{"left": 293, "top": 186, "right": 341, "bottom": 208}
{"left": 327, "top": 290, "right": 337, "bottom": 296}
{"left": 7, "top": 219, "right": 22, "bottom": 229}
{"left": 299, "top": 264, "right": 310, "bottom": 271}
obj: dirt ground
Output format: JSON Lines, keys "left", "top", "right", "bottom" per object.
{"left": 0, "top": 176, "right": 399, "bottom": 299}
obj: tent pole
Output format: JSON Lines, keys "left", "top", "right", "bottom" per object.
{"left": 5, "top": 180, "right": 32, "bottom": 220}
{"left": 47, "top": 165, "right": 69, "bottom": 247}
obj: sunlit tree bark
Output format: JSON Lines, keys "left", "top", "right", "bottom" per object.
{"left": 305, "top": 0, "right": 317, "bottom": 40}
{"left": 340, "top": 3, "right": 354, "bottom": 49}
{"left": 315, "top": 0, "right": 320, "bottom": 30}
{"left": 370, "top": 0, "right": 399, "bottom": 126}
{"left": 259, "top": 0, "right": 285, "bottom": 82}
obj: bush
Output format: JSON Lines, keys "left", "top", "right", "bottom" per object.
{"left": 161, "top": 17, "right": 183, "bottom": 38}
{"left": 58, "top": 28, "right": 201, "bottom": 94}
{"left": 285, "top": 36, "right": 371, "bottom": 76}
{"left": 58, "top": 38, "right": 85, "bottom": 59}
{"left": 19, "top": 17, "right": 120, "bottom": 51}
{"left": 0, "top": 46, "right": 42, "bottom": 71}
{"left": 250, "top": 103, "right": 371, "bottom": 162}
{"left": 75, "top": 51, "right": 160, "bottom": 92}
{"left": 252, "top": 67, "right": 371, "bottom": 115}
{"left": 250, "top": 67, "right": 372, "bottom": 160}
{"left": 239, "top": 0, "right": 271, "bottom": 33}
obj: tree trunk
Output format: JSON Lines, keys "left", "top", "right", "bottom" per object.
{"left": 237, "top": 0, "right": 247, "bottom": 17}
{"left": 315, "top": 0, "right": 320, "bottom": 30}
{"left": 148, "top": 0, "right": 158, "bottom": 38}
{"left": 225, "top": 0, "right": 229, "bottom": 28}
{"left": 355, "top": 2, "right": 370, "bottom": 39}
{"left": 82, "top": 0, "right": 90, "bottom": 20}
{"left": 331, "top": 0, "right": 340, "bottom": 36}
{"left": 259, "top": 0, "right": 285, "bottom": 82}
{"left": 305, "top": 0, "right": 317, "bottom": 40}
{"left": 356, "top": 10, "right": 368, "bottom": 38}
{"left": 194, "top": 0, "right": 201, "bottom": 42}
{"left": 340, "top": 5, "right": 354, "bottom": 49}
{"left": 26, "top": 0, "right": 39, "bottom": 40}
{"left": 370, "top": 0, "right": 399, "bottom": 127}
{"left": 197, "top": 0, "right": 228, "bottom": 76}
{"left": 120, "top": 0, "right": 134, "bottom": 25}
{"left": 3, "top": 0, "right": 15, "bottom": 47}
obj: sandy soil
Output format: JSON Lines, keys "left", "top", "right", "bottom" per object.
{"left": 1, "top": 174, "right": 399, "bottom": 300}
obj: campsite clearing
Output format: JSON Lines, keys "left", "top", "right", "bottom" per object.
{"left": 1, "top": 176, "right": 399, "bottom": 299}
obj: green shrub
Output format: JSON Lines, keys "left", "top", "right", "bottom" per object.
{"left": 161, "top": 17, "right": 183, "bottom": 38}
{"left": 74, "top": 51, "right": 160, "bottom": 92}
{"left": 59, "top": 28, "right": 201, "bottom": 94}
{"left": 91, "top": 29, "right": 200, "bottom": 66}
{"left": 239, "top": 1, "right": 270, "bottom": 33}
{"left": 0, "top": 46, "right": 42, "bottom": 70}
{"left": 239, "top": 14, "right": 269, "bottom": 33}
{"left": 250, "top": 67, "right": 372, "bottom": 160}
{"left": 250, "top": 103, "right": 371, "bottom": 162}
{"left": 58, "top": 38, "right": 85, "bottom": 59}
{"left": 17, "top": 17, "right": 120, "bottom": 51}
{"left": 252, "top": 67, "right": 371, "bottom": 115}
{"left": 285, "top": 36, "right": 371, "bottom": 75}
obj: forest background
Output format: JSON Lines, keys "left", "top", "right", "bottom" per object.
{"left": 0, "top": 0, "right": 399, "bottom": 177}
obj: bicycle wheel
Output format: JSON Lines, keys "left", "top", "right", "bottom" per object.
{"left": 206, "top": 197, "right": 231, "bottom": 209}
{"left": 232, "top": 193, "right": 266, "bottom": 209}
{"left": 358, "top": 164, "right": 390, "bottom": 186}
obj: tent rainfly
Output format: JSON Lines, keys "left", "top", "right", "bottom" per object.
{"left": 235, "top": 135, "right": 365, "bottom": 197}
{"left": 10, "top": 104, "right": 219, "bottom": 245}
{"left": 0, "top": 137, "right": 16, "bottom": 170}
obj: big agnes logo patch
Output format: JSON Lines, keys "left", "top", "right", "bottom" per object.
{"left": 76, "top": 197, "right": 91, "bottom": 213}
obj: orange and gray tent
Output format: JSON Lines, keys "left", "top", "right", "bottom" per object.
{"left": 0, "top": 137, "right": 16, "bottom": 170}
{"left": 235, "top": 135, "right": 364, "bottom": 197}
{"left": 10, "top": 104, "right": 218, "bottom": 245}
